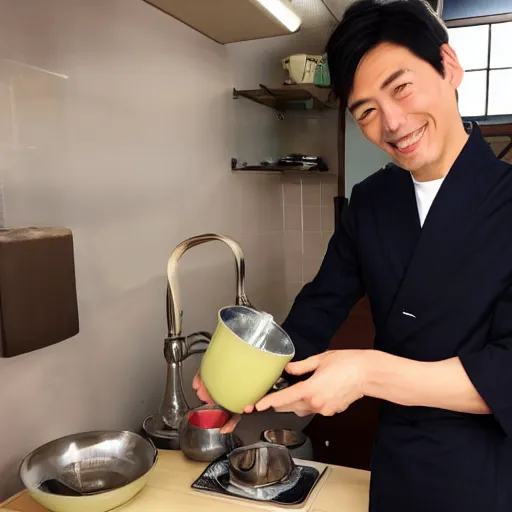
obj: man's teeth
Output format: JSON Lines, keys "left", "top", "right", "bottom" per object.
{"left": 395, "top": 127, "right": 425, "bottom": 149}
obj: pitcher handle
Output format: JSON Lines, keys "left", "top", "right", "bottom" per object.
{"left": 184, "top": 331, "right": 211, "bottom": 358}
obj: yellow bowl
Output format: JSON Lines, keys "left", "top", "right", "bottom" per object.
{"left": 19, "top": 430, "right": 158, "bottom": 512}
{"left": 200, "top": 306, "right": 295, "bottom": 413}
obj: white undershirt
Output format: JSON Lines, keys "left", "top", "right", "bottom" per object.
{"left": 411, "top": 175, "right": 445, "bottom": 227}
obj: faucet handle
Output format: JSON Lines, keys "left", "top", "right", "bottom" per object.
{"left": 164, "top": 336, "right": 187, "bottom": 364}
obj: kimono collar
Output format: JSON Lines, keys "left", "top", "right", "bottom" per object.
{"left": 384, "top": 121, "right": 508, "bottom": 345}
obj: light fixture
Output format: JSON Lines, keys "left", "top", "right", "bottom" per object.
{"left": 251, "top": 0, "right": 302, "bottom": 32}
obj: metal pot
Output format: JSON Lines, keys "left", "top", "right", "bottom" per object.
{"left": 179, "top": 404, "right": 242, "bottom": 462}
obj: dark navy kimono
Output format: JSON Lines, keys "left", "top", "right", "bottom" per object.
{"left": 282, "top": 122, "right": 512, "bottom": 511}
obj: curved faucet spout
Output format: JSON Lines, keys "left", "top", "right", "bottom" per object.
{"left": 166, "top": 233, "right": 253, "bottom": 337}
{"left": 143, "top": 234, "right": 255, "bottom": 449}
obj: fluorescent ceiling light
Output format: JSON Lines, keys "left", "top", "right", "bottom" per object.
{"left": 251, "top": 0, "right": 302, "bottom": 32}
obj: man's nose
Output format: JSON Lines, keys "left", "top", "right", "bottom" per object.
{"left": 382, "top": 103, "right": 406, "bottom": 133}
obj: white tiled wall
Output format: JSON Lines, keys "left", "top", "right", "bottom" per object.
{"left": 282, "top": 174, "right": 337, "bottom": 311}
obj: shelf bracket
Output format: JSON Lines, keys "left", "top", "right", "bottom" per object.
{"left": 259, "top": 83, "right": 276, "bottom": 97}
{"left": 258, "top": 84, "right": 285, "bottom": 119}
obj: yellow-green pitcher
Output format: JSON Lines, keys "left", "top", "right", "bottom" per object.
{"left": 199, "top": 306, "right": 295, "bottom": 414}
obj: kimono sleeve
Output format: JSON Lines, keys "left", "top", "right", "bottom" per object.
{"left": 281, "top": 184, "right": 365, "bottom": 372}
{"left": 460, "top": 285, "right": 512, "bottom": 436}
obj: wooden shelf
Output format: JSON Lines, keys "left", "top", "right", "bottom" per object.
{"left": 481, "top": 123, "right": 512, "bottom": 137}
{"left": 232, "top": 166, "right": 335, "bottom": 175}
{"left": 233, "top": 84, "right": 337, "bottom": 112}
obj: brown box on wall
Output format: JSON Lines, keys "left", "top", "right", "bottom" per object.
{"left": 0, "top": 227, "right": 79, "bottom": 357}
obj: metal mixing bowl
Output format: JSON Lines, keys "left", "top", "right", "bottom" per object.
{"left": 19, "top": 430, "right": 158, "bottom": 512}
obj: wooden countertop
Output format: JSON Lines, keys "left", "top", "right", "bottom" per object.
{"left": 1, "top": 450, "right": 370, "bottom": 512}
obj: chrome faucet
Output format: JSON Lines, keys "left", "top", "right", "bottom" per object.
{"left": 142, "top": 234, "right": 253, "bottom": 450}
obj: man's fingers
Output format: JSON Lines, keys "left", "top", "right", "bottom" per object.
{"left": 255, "top": 382, "right": 306, "bottom": 411}
{"left": 197, "top": 385, "right": 214, "bottom": 404}
{"left": 244, "top": 404, "right": 254, "bottom": 414}
{"left": 285, "top": 354, "right": 323, "bottom": 376}
{"left": 220, "top": 414, "right": 241, "bottom": 434}
{"left": 273, "top": 400, "right": 314, "bottom": 417}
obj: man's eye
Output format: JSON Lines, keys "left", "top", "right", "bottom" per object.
{"left": 395, "top": 83, "right": 411, "bottom": 95}
{"left": 359, "top": 108, "right": 375, "bottom": 121}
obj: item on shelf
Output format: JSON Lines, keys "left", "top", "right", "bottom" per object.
{"left": 277, "top": 154, "right": 328, "bottom": 172}
{"left": 282, "top": 54, "right": 324, "bottom": 84}
{"left": 313, "top": 54, "right": 331, "bottom": 87}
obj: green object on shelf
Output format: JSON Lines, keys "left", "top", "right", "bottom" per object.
{"left": 314, "top": 55, "right": 330, "bottom": 87}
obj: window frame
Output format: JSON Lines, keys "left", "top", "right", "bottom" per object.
{"left": 446, "top": 12, "right": 512, "bottom": 134}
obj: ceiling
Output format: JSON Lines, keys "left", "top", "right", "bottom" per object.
{"left": 289, "top": 0, "right": 337, "bottom": 28}
{"left": 143, "top": 0, "right": 443, "bottom": 44}
{"left": 318, "top": 0, "right": 356, "bottom": 22}
{"left": 143, "top": 0, "right": 353, "bottom": 44}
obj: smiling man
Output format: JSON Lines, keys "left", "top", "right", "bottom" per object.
{"left": 194, "top": 0, "right": 512, "bottom": 510}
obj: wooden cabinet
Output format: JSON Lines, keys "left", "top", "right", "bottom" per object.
{"left": 303, "top": 297, "right": 381, "bottom": 471}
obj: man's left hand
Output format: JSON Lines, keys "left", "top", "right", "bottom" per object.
{"left": 255, "top": 350, "right": 367, "bottom": 417}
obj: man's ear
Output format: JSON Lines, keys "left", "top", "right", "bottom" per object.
{"left": 440, "top": 43, "right": 464, "bottom": 89}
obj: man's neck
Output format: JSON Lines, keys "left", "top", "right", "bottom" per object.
{"left": 411, "top": 121, "right": 470, "bottom": 182}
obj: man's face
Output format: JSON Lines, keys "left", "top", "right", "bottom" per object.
{"left": 347, "top": 42, "right": 463, "bottom": 175}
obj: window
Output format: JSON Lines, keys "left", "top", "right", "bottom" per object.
{"left": 448, "top": 21, "right": 512, "bottom": 118}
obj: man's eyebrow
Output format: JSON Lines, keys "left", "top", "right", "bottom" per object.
{"left": 348, "top": 98, "right": 369, "bottom": 114}
{"left": 381, "top": 68, "right": 410, "bottom": 89}
{"left": 347, "top": 68, "right": 411, "bottom": 114}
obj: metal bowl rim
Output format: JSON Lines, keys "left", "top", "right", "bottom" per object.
{"left": 217, "top": 305, "right": 295, "bottom": 357}
{"left": 19, "top": 430, "right": 158, "bottom": 498}
{"left": 181, "top": 404, "right": 233, "bottom": 433}
{"left": 261, "top": 428, "right": 307, "bottom": 449}
{"left": 228, "top": 440, "right": 290, "bottom": 457}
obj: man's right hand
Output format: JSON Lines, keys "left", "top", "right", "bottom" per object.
{"left": 192, "top": 372, "right": 254, "bottom": 434}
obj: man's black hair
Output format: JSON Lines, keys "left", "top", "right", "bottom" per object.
{"left": 326, "top": 0, "right": 449, "bottom": 109}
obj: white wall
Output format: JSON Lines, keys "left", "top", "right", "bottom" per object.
{"left": 345, "top": 113, "right": 390, "bottom": 197}
{"left": 0, "top": 0, "right": 290, "bottom": 499}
